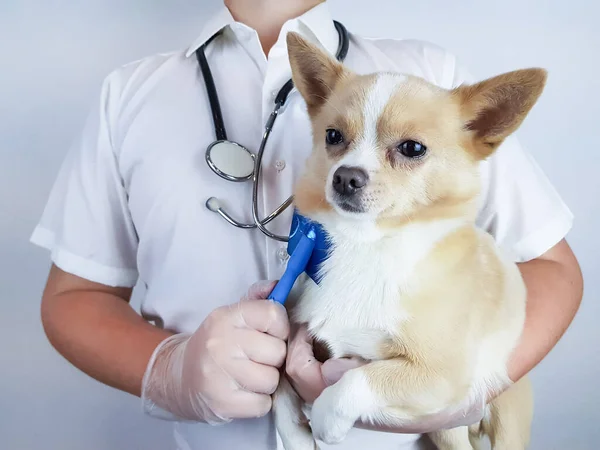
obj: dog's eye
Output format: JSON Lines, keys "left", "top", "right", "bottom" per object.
{"left": 326, "top": 129, "right": 344, "bottom": 145}
{"left": 397, "top": 140, "right": 427, "bottom": 158}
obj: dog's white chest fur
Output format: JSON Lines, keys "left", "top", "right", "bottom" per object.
{"left": 294, "top": 245, "right": 404, "bottom": 360}
{"left": 292, "top": 219, "right": 462, "bottom": 360}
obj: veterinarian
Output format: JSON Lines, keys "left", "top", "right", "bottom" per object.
{"left": 31, "top": 0, "right": 583, "bottom": 449}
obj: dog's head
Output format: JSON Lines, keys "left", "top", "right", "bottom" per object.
{"left": 287, "top": 32, "right": 546, "bottom": 236}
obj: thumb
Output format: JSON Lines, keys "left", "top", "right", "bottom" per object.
{"left": 446, "top": 395, "right": 486, "bottom": 428}
{"left": 321, "top": 358, "right": 366, "bottom": 386}
{"left": 242, "top": 280, "right": 278, "bottom": 301}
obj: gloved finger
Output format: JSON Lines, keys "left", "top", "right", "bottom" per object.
{"left": 286, "top": 323, "right": 314, "bottom": 366}
{"left": 321, "top": 357, "right": 367, "bottom": 385}
{"left": 224, "top": 359, "right": 281, "bottom": 395}
{"left": 285, "top": 324, "right": 327, "bottom": 403}
{"left": 236, "top": 328, "right": 287, "bottom": 367}
{"left": 217, "top": 390, "right": 273, "bottom": 420}
{"left": 241, "top": 280, "right": 278, "bottom": 301}
{"left": 193, "top": 356, "right": 276, "bottom": 419}
{"left": 229, "top": 299, "right": 290, "bottom": 341}
{"left": 203, "top": 331, "right": 281, "bottom": 395}
{"left": 442, "top": 395, "right": 486, "bottom": 429}
{"left": 287, "top": 356, "right": 325, "bottom": 404}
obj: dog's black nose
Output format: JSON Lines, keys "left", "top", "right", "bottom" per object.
{"left": 332, "top": 166, "right": 368, "bottom": 196}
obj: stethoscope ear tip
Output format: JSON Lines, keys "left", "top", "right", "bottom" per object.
{"left": 206, "top": 197, "right": 221, "bottom": 212}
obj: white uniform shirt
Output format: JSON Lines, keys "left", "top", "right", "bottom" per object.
{"left": 30, "top": 3, "right": 574, "bottom": 450}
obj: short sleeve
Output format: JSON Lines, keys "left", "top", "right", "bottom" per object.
{"left": 441, "top": 50, "right": 574, "bottom": 262}
{"left": 30, "top": 70, "right": 139, "bottom": 287}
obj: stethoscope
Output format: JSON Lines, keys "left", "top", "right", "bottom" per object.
{"left": 197, "top": 21, "right": 350, "bottom": 242}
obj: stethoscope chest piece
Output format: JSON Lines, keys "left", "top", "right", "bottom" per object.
{"left": 206, "top": 140, "right": 255, "bottom": 181}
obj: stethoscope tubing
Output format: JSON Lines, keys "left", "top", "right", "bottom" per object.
{"left": 251, "top": 101, "right": 294, "bottom": 241}
{"left": 197, "top": 21, "right": 349, "bottom": 242}
{"left": 198, "top": 32, "right": 228, "bottom": 142}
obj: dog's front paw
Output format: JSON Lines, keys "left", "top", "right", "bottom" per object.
{"left": 310, "top": 385, "right": 355, "bottom": 445}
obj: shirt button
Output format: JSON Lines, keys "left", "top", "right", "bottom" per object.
{"left": 277, "top": 247, "right": 289, "bottom": 263}
{"left": 275, "top": 160, "right": 286, "bottom": 172}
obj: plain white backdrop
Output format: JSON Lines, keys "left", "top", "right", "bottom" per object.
{"left": 1, "top": 0, "right": 598, "bottom": 449}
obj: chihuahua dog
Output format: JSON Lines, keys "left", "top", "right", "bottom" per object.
{"left": 273, "top": 32, "right": 545, "bottom": 450}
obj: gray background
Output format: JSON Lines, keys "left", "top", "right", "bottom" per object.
{"left": 1, "top": 0, "right": 598, "bottom": 449}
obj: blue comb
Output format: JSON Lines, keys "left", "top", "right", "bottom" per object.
{"left": 267, "top": 209, "right": 330, "bottom": 304}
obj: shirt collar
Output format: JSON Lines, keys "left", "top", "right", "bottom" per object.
{"left": 185, "top": 2, "right": 340, "bottom": 58}
{"left": 185, "top": 7, "right": 235, "bottom": 57}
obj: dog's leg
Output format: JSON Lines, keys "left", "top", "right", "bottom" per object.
{"left": 309, "top": 358, "right": 471, "bottom": 445}
{"left": 427, "top": 427, "right": 473, "bottom": 450}
{"left": 481, "top": 375, "right": 533, "bottom": 450}
{"left": 273, "top": 375, "right": 319, "bottom": 450}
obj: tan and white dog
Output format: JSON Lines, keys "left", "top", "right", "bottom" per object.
{"left": 273, "top": 32, "right": 545, "bottom": 450}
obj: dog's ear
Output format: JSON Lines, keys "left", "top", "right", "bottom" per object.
{"left": 287, "top": 31, "right": 348, "bottom": 116}
{"left": 453, "top": 68, "right": 547, "bottom": 159}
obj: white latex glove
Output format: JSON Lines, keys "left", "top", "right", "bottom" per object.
{"left": 141, "top": 280, "right": 289, "bottom": 425}
{"left": 285, "top": 324, "right": 487, "bottom": 432}
{"left": 285, "top": 324, "right": 365, "bottom": 404}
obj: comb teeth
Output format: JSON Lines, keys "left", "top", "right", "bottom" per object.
{"left": 287, "top": 210, "right": 331, "bottom": 284}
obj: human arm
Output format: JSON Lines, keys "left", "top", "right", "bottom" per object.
{"left": 41, "top": 264, "right": 173, "bottom": 397}
{"left": 507, "top": 238, "right": 583, "bottom": 383}
{"left": 42, "top": 265, "right": 290, "bottom": 423}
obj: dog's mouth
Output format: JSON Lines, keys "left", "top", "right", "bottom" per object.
{"left": 336, "top": 199, "right": 366, "bottom": 214}
{"left": 332, "top": 194, "right": 367, "bottom": 215}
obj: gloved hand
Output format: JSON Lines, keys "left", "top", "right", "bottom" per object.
{"left": 284, "top": 324, "right": 365, "bottom": 404}
{"left": 285, "top": 324, "right": 487, "bottom": 432}
{"left": 141, "top": 280, "right": 289, "bottom": 425}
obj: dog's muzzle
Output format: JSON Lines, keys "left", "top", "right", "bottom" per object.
{"left": 332, "top": 165, "right": 369, "bottom": 213}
